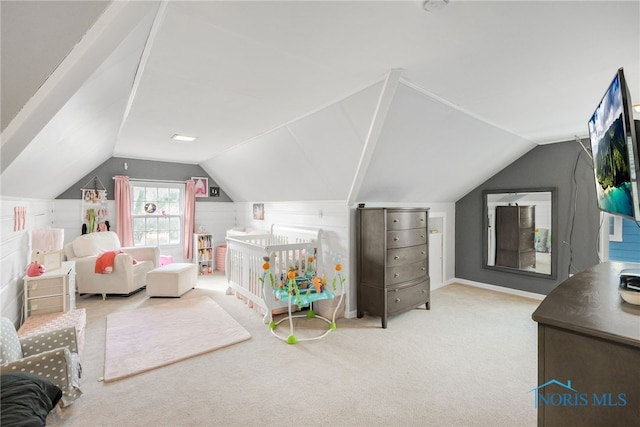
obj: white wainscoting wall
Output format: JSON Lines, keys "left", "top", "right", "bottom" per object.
{"left": 1, "top": 197, "right": 55, "bottom": 325}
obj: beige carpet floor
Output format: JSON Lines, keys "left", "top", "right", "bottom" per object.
{"left": 47, "top": 273, "right": 541, "bottom": 426}
{"left": 104, "top": 296, "right": 251, "bottom": 382}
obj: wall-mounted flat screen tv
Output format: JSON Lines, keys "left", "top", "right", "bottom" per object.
{"left": 588, "top": 68, "right": 640, "bottom": 221}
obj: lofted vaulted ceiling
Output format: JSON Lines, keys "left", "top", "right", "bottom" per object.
{"left": 1, "top": 1, "right": 639, "bottom": 202}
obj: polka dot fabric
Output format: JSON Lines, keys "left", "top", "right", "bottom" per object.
{"left": 0, "top": 318, "right": 82, "bottom": 407}
{"left": 0, "top": 318, "right": 23, "bottom": 364}
{"left": 18, "top": 309, "right": 86, "bottom": 357}
{"left": 21, "top": 327, "right": 78, "bottom": 357}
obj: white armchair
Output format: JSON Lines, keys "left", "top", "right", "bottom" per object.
{"left": 63, "top": 232, "right": 159, "bottom": 300}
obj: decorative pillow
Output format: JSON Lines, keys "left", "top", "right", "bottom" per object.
{"left": 0, "top": 372, "right": 62, "bottom": 427}
{"left": 72, "top": 232, "right": 121, "bottom": 257}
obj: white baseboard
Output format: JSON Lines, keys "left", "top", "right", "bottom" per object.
{"left": 450, "top": 278, "right": 546, "bottom": 301}
{"left": 431, "top": 280, "right": 447, "bottom": 291}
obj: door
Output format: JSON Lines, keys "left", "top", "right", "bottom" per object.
{"left": 428, "top": 232, "right": 443, "bottom": 287}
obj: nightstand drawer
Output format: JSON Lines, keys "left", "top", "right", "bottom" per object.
{"left": 26, "top": 278, "right": 64, "bottom": 297}
{"left": 387, "top": 228, "right": 427, "bottom": 249}
{"left": 387, "top": 244, "right": 427, "bottom": 267}
{"left": 387, "top": 211, "right": 427, "bottom": 230}
{"left": 27, "top": 295, "right": 66, "bottom": 316}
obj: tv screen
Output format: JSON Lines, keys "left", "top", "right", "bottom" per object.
{"left": 588, "top": 68, "right": 640, "bottom": 221}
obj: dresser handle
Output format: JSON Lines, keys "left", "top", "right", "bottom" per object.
{"left": 421, "top": 251, "right": 425, "bottom": 255}
{"left": 394, "top": 237, "right": 400, "bottom": 242}
{"left": 422, "top": 289, "right": 426, "bottom": 293}
{"left": 420, "top": 234, "right": 425, "bottom": 238}
{"left": 421, "top": 267, "right": 425, "bottom": 271}
{"left": 393, "top": 219, "right": 399, "bottom": 223}
{"left": 394, "top": 273, "right": 400, "bottom": 278}
{"left": 395, "top": 298, "right": 401, "bottom": 303}
{"left": 394, "top": 256, "right": 400, "bottom": 260}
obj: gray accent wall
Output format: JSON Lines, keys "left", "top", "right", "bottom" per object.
{"left": 455, "top": 140, "right": 600, "bottom": 295}
{"left": 57, "top": 157, "right": 232, "bottom": 202}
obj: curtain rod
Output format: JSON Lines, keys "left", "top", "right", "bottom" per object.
{"left": 112, "top": 177, "right": 188, "bottom": 184}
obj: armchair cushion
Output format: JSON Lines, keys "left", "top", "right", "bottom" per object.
{"left": 71, "top": 231, "right": 120, "bottom": 257}
{"left": 0, "top": 372, "right": 62, "bottom": 427}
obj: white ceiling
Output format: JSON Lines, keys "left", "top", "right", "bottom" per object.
{"left": 1, "top": 1, "right": 639, "bottom": 202}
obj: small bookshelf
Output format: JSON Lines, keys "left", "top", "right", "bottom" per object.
{"left": 193, "top": 233, "right": 214, "bottom": 275}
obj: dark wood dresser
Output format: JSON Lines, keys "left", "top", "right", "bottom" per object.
{"left": 495, "top": 205, "right": 535, "bottom": 269}
{"left": 356, "top": 207, "right": 430, "bottom": 328}
{"left": 532, "top": 262, "right": 640, "bottom": 426}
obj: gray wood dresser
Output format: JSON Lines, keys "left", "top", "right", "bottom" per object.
{"left": 495, "top": 204, "right": 535, "bottom": 269}
{"left": 532, "top": 262, "right": 640, "bottom": 426}
{"left": 356, "top": 207, "right": 430, "bottom": 328}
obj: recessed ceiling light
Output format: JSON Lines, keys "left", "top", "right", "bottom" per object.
{"left": 423, "top": 0, "right": 449, "bottom": 12}
{"left": 171, "top": 134, "right": 197, "bottom": 142}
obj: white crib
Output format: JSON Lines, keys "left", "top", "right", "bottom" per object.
{"left": 225, "top": 225, "right": 324, "bottom": 323}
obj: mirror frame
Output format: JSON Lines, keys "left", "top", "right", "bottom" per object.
{"left": 482, "top": 187, "right": 558, "bottom": 279}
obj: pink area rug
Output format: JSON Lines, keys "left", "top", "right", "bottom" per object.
{"left": 104, "top": 296, "right": 250, "bottom": 382}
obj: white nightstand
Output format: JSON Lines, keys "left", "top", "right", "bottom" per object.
{"left": 23, "top": 261, "right": 76, "bottom": 320}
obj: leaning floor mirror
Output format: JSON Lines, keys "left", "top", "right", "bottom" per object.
{"left": 483, "top": 188, "right": 558, "bottom": 279}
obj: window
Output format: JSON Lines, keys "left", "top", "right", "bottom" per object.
{"left": 131, "top": 181, "right": 184, "bottom": 246}
{"left": 608, "top": 215, "right": 623, "bottom": 243}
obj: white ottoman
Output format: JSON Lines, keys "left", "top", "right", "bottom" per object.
{"left": 146, "top": 263, "right": 197, "bottom": 297}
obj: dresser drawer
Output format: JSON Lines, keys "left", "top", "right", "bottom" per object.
{"left": 386, "top": 259, "right": 428, "bottom": 285}
{"left": 387, "top": 244, "right": 427, "bottom": 267}
{"left": 519, "top": 207, "right": 534, "bottom": 228}
{"left": 26, "top": 278, "right": 65, "bottom": 297}
{"left": 387, "top": 228, "right": 427, "bottom": 249}
{"left": 519, "top": 229, "right": 534, "bottom": 250}
{"left": 27, "top": 295, "right": 67, "bottom": 316}
{"left": 387, "top": 211, "right": 427, "bottom": 230}
{"left": 387, "top": 280, "right": 430, "bottom": 315}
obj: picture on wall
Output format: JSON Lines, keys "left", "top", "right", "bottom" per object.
{"left": 253, "top": 203, "right": 264, "bottom": 220}
{"left": 36, "top": 250, "right": 63, "bottom": 271}
{"left": 192, "top": 177, "right": 208, "bottom": 197}
{"left": 210, "top": 187, "right": 220, "bottom": 197}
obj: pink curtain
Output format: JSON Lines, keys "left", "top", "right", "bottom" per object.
{"left": 114, "top": 175, "right": 134, "bottom": 247}
{"left": 183, "top": 179, "right": 196, "bottom": 259}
